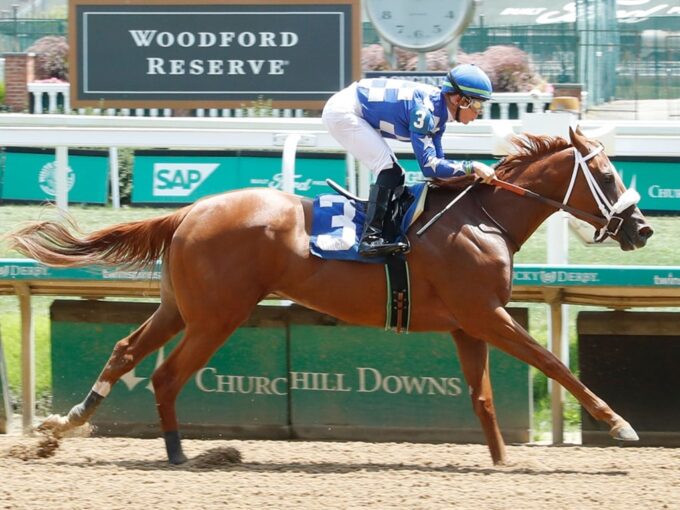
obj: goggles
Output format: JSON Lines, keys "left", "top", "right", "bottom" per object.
{"left": 459, "top": 96, "right": 485, "bottom": 113}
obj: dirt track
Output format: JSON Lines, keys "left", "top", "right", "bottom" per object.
{"left": 1, "top": 436, "right": 679, "bottom": 510}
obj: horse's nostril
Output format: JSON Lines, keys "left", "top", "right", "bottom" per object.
{"left": 639, "top": 225, "right": 654, "bottom": 240}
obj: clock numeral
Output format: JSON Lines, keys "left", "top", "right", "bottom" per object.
{"left": 446, "top": 11, "right": 456, "bottom": 19}
{"left": 396, "top": 24, "right": 404, "bottom": 34}
{"left": 433, "top": 24, "right": 442, "bottom": 33}
{"left": 414, "top": 29, "right": 424, "bottom": 39}
{"left": 380, "top": 10, "right": 392, "bottom": 20}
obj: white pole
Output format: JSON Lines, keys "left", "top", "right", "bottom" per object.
{"left": 345, "top": 153, "right": 356, "bottom": 195}
{"left": 55, "top": 146, "right": 69, "bottom": 212}
{"left": 281, "top": 133, "right": 301, "bottom": 194}
{"left": 109, "top": 147, "right": 121, "bottom": 209}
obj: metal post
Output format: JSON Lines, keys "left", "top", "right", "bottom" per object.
{"left": 15, "top": 283, "right": 34, "bottom": 433}
{"left": 281, "top": 134, "right": 301, "bottom": 194}
{"left": 109, "top": 147, "right": 121, "bottom": 209}
{"left": 55, "top": 146, "right": 69, "bottom": 212}
{"left": 548, "top": 295, "right": 565, "bottom": 445}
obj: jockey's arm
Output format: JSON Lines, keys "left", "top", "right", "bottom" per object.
{"left": 408, "top": 106, "right": 496, "bottom": 182}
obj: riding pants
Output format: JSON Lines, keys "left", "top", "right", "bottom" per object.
{"left": 322, "top": 83, "right": 401, "bottom": 177}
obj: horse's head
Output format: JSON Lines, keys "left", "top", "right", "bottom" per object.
{"left": 565, "top": 126, "right": 653, "bottom": 251}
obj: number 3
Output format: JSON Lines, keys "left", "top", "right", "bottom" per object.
{"left": 413, "top": 110, "right": 426, "bottom": 129}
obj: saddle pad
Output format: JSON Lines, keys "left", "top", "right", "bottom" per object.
{"left": 310, "top": 183, "right": 427, "bottom": 263}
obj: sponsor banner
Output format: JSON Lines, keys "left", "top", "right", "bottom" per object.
{"left": 50, "top": 301, "right": 530, "bottom": 441}
{"left": 476, "top": 1, "right": 678, "bottom": 26}
{"left": 612, "top": 159, "right": 680, "bottom": 212}
{"left": 290, "top": 324, "right": 530, "bottom": 433}
{"left": 3, "top": 259, "right": 680, "bottom": 288}
{"left": 0, "top": 148, "right": 109, "bottom": 204}
{"left": 132, "top": 151, "right": 346, "bottom": 203}
{"left": 70, "top": 0, "right": 360, "bottom": 108}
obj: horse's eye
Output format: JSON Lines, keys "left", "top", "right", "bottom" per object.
{"left": 603, "top": 172, "right": 614, "bottom": 184}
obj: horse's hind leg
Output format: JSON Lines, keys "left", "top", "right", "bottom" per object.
{"left": 452, "top": 330, "right": 507, "bottom": 465}
{"left": 151, "top": 303, "right": 257, "bottom": 465}
{"left": 40, "top": 301, "right": 184, "bottom": 435}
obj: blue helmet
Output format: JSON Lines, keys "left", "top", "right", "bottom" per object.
{"left": 441, "top": 64, "right": 493, "bottom": 101}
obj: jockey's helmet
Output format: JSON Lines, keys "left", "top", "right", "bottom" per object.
{"left": 441, "top": 64, "right": 493, "bottom": 101}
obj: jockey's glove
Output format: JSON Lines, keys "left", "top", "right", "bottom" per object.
{"left": 472, "top": 161, "right": 496, "bottom": 184}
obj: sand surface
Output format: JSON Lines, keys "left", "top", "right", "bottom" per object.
{"left": 2, "top": 435, "right": 679, "bottom": 510}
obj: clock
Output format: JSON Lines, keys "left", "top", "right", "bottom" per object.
{"left": 365, "top": 0, "right": 475, "bottom": 52}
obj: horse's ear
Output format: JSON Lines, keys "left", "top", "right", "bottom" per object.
{"left": 569, "top": 125, "right": 590, "bottom": 154}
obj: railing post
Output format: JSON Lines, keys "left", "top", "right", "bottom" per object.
{"left": 281, "top": 133, "right": 301, "bottom": 194}
{"left": 32, "top": 90, "right": 42, "bottom": 114}
{"left": 109, "top": 147, "right": 121, "bottom": 209}
{"left": 55, "top": 146, "right": 69, "bottom": 212}
{"left": 14, "top": 283, "right": 34, "bottom": 433}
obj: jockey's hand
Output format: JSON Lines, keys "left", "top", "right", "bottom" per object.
{"left": 472, "top": 161, "right": 496, "bottom": 184}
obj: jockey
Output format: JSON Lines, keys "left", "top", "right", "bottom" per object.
{"left": 322, "top": 63, "right": 496, "bottom": 258}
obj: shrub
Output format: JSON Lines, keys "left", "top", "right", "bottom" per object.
{"left": 361, "top": 43, "right": 545, "bottom": 93}
{"left": 26, "top": 36, "right": 69, "bottom": 81}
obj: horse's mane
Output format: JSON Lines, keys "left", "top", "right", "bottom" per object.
{"left": 432, "top": 134, "right": 571, "bottom": 190}
{"left": 495, "top": 134, "right": 570, "bottom": 179}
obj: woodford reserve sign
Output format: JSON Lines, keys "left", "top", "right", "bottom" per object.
{"left": 68, "top": 0, "right": 361, "bottom": 109}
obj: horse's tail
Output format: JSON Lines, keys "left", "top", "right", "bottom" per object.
{"left": 7, "top": 206, "right": 193, "bottom": 269}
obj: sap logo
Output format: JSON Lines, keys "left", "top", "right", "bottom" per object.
{"left": 152, "top": 163, "right": 219, "bottom": 197}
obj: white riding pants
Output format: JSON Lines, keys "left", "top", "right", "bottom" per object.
{"left": 322, "top": 83, "right": 397, "bottom": 175}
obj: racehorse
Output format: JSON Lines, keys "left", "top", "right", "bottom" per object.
{"left": 8, "top": 127, "right": 653, "bottom": 466}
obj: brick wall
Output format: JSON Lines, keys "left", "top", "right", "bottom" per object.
{"left": 3, "top": 52, "right": 35, "bottom": 112}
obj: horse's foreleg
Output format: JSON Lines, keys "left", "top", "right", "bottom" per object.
{"left": 469, "top": 306, "right": 637, "bottom": 442}
{"left": 40, "top": 303, "right": 184, "bottom": 435}
{"left": 451, "top": 329, "right": 507, "bottom": 465}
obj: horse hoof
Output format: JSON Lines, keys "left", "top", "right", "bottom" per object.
{"left": 169, "top": 452, "right": 189, "bottom": 465}
{"left": 611, "top": 422, "right": 639, "bottom": 441}
{"left": 37, "top": 414, "right": 69, "bottom": 433}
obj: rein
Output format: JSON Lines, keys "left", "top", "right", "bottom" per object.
{"left": 492, "top": 145, "right": 641, "bottom": 242}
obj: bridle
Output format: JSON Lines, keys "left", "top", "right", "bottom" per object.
{"left": 491, "top": 144, "right": 641, "bottom": 242}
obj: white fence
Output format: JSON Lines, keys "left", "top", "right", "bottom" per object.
{"left": 27, "top": 81, "right": 558, "bottom": 120}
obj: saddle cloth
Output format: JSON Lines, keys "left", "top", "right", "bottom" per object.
{"left": 310, "top": 183, "right": 428, "bottom": 263}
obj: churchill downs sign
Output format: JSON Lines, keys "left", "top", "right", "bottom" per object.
{"left": 68, "top": 0, "right": 360, "bottom": 108}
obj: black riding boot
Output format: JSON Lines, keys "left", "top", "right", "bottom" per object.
{"left": 358, "top": 171, "right": 409, "bottom": 258}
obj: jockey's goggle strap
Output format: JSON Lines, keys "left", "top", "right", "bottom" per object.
{"left": 562, "top": 145, "right": 641, "bottom": 241}
{"left": 459, "top": 96, "right": 484, "bottom": 113}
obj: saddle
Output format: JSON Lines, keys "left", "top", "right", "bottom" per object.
{"left": 311, "top": 180, "right": 427, "bottom": 333}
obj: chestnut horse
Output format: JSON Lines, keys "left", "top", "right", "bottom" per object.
{"left": 9, "top": 127, "right": 653, "bottom": 466}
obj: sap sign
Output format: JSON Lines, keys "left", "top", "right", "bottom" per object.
{"left": 132, "top": 150, "right": 346, "bottom": 204}
{"left": 153, "top": 163, "right": 219, "bottom": 197}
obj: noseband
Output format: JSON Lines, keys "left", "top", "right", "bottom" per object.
{"left": 561, "top": 145, "right": 640, "bottom": 242}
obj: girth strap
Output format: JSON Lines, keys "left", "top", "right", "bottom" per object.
{"left": 384, "top": 254, "right": 410, "bottom": 333}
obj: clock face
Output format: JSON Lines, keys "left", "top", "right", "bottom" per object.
{"left": 366, "top": 0, "right": 474, "bottom": 51}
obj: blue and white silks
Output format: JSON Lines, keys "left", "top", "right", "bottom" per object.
{"left": 310, "top": 183, "right": 427, "bottom": 263}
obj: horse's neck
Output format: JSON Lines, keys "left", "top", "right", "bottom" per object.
{"left": 480, "top": 154, "right": 571, "bottom": 250}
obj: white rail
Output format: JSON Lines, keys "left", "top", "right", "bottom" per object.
{"left": 26, "top": 82, "right": 562, "bottom": 120}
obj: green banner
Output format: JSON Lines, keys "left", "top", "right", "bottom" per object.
{"left": 290, "top": 325, "right": 530, "bottom": 440}
{"left": 613, "top": 159, "right": 680, "bottom": 212}
{"left": 132, "top": 151, "right": 346, "bottom": 203}
{"left": 51, "top": 301, "right": 289, "bottom": 435}
{"left": 0, "top": 149, "right": 109, "bottom": 204}
{"left": 51, "top": 301, "right": 531, "bottom": 442}
{"left": 4, "top": 259, "right": 680, "bottom": 289}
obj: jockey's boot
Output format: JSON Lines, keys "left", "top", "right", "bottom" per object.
{"left": 358, "top": 169, "right": 409, "bottom": 258}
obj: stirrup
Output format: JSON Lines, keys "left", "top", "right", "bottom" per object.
{"left": 359, "top": 238, "right": 410, "bottom": 258}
